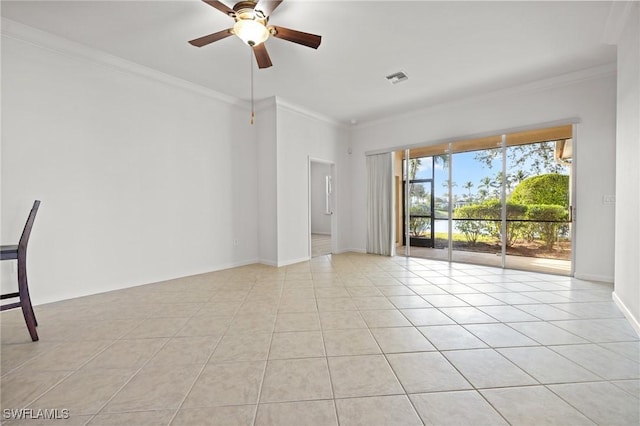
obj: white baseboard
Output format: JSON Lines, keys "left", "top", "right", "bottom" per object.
{"left": 573, "top": 273, "right": 614, "bottom": 283}
{"left": 277, "top": 257, "right": 311, "bottom": 267}
{"left": 612, "top": 292, "right": 640, "bottom": 336}
{"left": 213, "top": 258, "right": 260, "bottom": 271}
{"left": 258, "top": 259, "right": 277, "bottom": 267}
{"left": 338, "top": 248, "right": 366, "bottom": 254}
{"left": 333, "top": 248, "right": 356, "bottom": 254}
{"left": 34, "top": 257, "right": 262, "bottom": 306}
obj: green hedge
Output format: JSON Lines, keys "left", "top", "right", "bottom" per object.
{"left": 453, "top": 200, "right": 568, "bottom": 248}
{"left": 525, "top": 204, "right": 569, "bottom": 249}
{"left": 511, "top": 174, "right": 569, "bottom": 207}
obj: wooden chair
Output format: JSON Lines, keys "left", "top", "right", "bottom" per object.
{"left": 1, "top": 200, "right": 41, "bottom": 341}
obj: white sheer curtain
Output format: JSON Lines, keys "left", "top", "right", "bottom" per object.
{"left": 366, "top": 152, "right": 395, "bottom": 256}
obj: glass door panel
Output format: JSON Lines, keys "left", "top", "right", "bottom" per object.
{"left": 433, "top": 153, "right": 450, "bottom": 256}
{"left": 503, "top": 139, "right": 572, "bottom": 275}
{"left": 407, "top": 179, "right": 434, "bottom": 247}
{"left": 402, "top": 146, "right": 450, "bottom": 261}
{"left": 451, "top": 147, "right": 503, "bottom": 267}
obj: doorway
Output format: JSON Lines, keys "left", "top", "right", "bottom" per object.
{"left": 403, "top": 177, "right": 435, "bottom": 248}
{"left": 309, "top": 160, "right": 334, "bottom": 257}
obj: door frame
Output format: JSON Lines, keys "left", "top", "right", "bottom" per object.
{"left": 403, "top": 178, "right": 435, "bottom": 248}
{"left": 308, "top": 157, "right": 337, "bottom": 258}
{"left": 401, "top": 127, "right": 576, "bottom": 276}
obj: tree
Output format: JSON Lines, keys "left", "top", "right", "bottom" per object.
{"left": 510, "top": 170, "right": 529, "bottom": 186}
{"left": 478, "top": 176, "right": 491, "bottom": 189}
{"left": 441, "top": 180, "right": 457, "bottom": 190}
{"left": 463, "top": 181, "right": 474, "bottom": 200}
{"left": 511, "top": 174, "right": 570, "bottom": 207}
{"left": 454, "top": 204, "right": 485, "bottom": 245}
{"left": 434, "top": 154, "right": 449, "bottom": 169}
{"left": 453, "top": 199, "right": 527, "bottom": 247}
{"left": 474, "top": 142, "right": 567, "bottom": 174}
{"left": 526, "top": 204, "right": 568, "bottom": 249}
{"left": 478, "top": 175, "right": 501, "bottom": 199}
{"left": 408, "top": 158, "right": 421, "bottom": 180}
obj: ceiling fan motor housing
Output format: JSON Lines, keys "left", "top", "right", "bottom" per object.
{"left": 230, "top": 1, "right": 270, "bottom": 46}
{"left": 233, "top": 1, "right": 267, "bottom": 20}
{"left": 189, "top": 0, "right": 321, "bottom": 68}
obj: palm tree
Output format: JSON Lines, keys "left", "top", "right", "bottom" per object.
{"left": 510, "top": 170, "right": 528, "bottom": 185}
{"left": 408, "top": 158, "right": 421, "bottom": 180}
{"left": 479, "top": 176, "right": 492, "bottom": 191}
{"left": 434, "top": 154, "right": 449, "bottom": 169}
{"left": 441, "top": 180, "right": 457, "bottom": 190}
{"left": 478, "top": 176, "right": 493, "bottom": 201}
{"left": 463, "top": 181, "right": 474, "bottom": 200}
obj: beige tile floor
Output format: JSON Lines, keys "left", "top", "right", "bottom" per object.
{"left": 1, "top": 253, "right": 638, "bottom": 425}
{"left": 312, "top": 234, "right": 332, "bottom": 258}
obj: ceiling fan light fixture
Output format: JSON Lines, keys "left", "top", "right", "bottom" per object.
{"left": 233, "top": 19, "right": 270, "bottom": 46}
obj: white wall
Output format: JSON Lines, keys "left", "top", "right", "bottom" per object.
{"left": 310, "top": 162, "right": 332, "bottom": 235}
{"left": 275, "top": 102, "right": 350, "bottom": 265}
{"left": 256, "top": 102, "right": 278, "bottom": 266}
{"left": 350, "top": 70, "right": 617, "bottom": 281}
{"left": 1, "top": 34, "right": 259, "bottom": 304}
{"left": 613, "top": 4, "right": 640, "bottom": 331}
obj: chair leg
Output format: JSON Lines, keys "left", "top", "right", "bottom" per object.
{"left": 17, "top": 258, "right": 38, "bottom": 341}
{"left": 29, "top": 299, "right": 38, "bottom": 327}
{"left": 20, "top": 298, "right": 39, "bottom": 342}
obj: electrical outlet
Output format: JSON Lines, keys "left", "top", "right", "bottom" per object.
{"left": 233, "top": 239, "right": 239, "bottom": 247}
{"left": 602, "top": 195, "right": 616, "bottom": 205}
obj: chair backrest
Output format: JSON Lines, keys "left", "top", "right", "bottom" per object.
{"left": 18, "top": 200, "right": 41, "bottom": 253}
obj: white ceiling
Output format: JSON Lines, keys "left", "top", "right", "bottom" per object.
{"left": 1, "top": 1, "right": 617, "bottom": 124}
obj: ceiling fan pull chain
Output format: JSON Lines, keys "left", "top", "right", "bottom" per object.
{"left": 250, "top": 46, "right": 255, "bottom": 125}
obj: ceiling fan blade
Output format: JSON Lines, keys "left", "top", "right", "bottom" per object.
{"left": 188, "top": 28, "right": 233, "bottom": 47}
{"left": 270, "top": 26, "right": 321, "bottom": 49}
{"left": 255, "top": 0, "right": 283, "bottom": 17}
{"left": 202, "top": 0, "right": 235, "bottom": 16}
{"left": 253, "top": 43, "right": 273, "bottom": 69}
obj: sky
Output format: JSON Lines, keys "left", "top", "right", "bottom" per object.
{"left": 412, "top": 147, "right": 570, "bottom": 200}
{"left": 413, "top": 151, "right": 502, "bottom": 199}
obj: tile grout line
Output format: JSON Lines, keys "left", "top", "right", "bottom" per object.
{"left": 12, "top": 323, "right": 137, "bottom": 416}
{"left": 316, "top": 257, "right": 342, "bottom": 426}
{"left": 139, "top": 276, "right": 244, "bottom": 425}
{"left": 1, "top": 254, "right": 637, "bottom": 425}
{"left": 83, "top": 293, "right": 218, "bottom": 425}
{"left": 249, "top": 271, "right": 286, "bottom": 426}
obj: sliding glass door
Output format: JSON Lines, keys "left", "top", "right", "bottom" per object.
{"left": 399, "top": 145, "right": 450, "bottom": 261}
{"left": 451, "top": 139, "right": 503, "bottom": 267}
{"left": 399, "top": 124, "right": 574, "bottom": 275}
{"left": 503, "top": 137, "right": 572, "bottom": 274}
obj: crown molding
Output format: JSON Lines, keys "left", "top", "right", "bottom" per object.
{"left": 357, "top": 62, "right": 617, "bottom": 130}
{"left": 1, "top": 18, "right": 354, "bottom": 128}
{"left": 602, "top": 1, "right": 638, "bottom": 45}
{"left": 274, "top": 96, "right": 349, "bottom": 129}
{"left": 240, "top": 96, "right": 350, "bottom": 132}
{"left": 252, "top": 96, "right": 277, "bottom": 112}
{"left": 1, "top": 18, "right": 246, "bottom": 109}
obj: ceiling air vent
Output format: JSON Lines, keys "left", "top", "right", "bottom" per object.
{"left": 385, "top": 71, "right": 408, "bottom": 84}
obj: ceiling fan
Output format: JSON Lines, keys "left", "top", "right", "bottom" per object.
{"left": 189, "top": 0, "right": 322, "bottom": 69}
